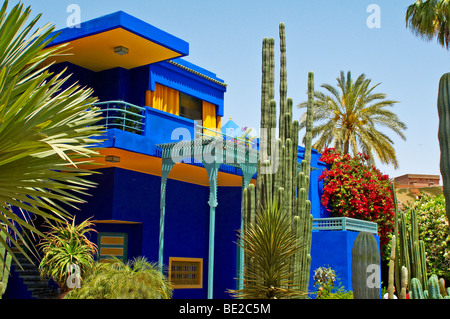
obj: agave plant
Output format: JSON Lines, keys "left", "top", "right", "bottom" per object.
{"left": 38, "top": 216, "right": 98, "bottom": 292}
{"left": 65, "top": 257, "right": 173, "bottom": 299}
{"left": 0, "top": 0, "right": 104, "bottom": 267}
{"left": 229, "top": 198, "right": 307, "bottom": 299}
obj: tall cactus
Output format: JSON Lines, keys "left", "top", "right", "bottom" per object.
{"left": 391, "top": 183, "right": 428, "bottom": 292}
{"left": 236, "top": 23, "right": 314, "bottom": 298}
{"left": 351, "top": 232, "right": 380, "bottom": 299}
{"left": 437, "top": 73, "right": 450, "bottom": 233}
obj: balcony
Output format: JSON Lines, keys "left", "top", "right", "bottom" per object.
{"left": 94, "top": 100, "right": 257, "bottom": 153}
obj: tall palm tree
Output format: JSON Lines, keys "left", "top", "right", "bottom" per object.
{"left": 297, "top": 71, "right": 406, "bottom": 168}
{"left": 406, "top": 0, "right": 450, "bottom": 49}
{"left": 0, "top": 1, "right": 103, "bottom": 265}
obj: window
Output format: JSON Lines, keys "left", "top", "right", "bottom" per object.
{"left": 98, "top": 232, "right": 128, "bottom": 263}
{"left": 169, "top": 257, "right": 203, "bottom": 289}
{"left": 179, "top": 93, "right": 202, "bottom": 136}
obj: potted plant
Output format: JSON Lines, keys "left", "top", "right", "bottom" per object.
{"left": 38, "top": 216, "right": 97, "bottom": 298}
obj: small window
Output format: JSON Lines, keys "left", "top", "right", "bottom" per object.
{"left": 179, "top": 92, "right": 202, "bottom": 125}
{"left": 97, "top": 232, "right": 128, "bottom": 263}
{"left": 169, "top": 257, "right": 203, "bottom": 289}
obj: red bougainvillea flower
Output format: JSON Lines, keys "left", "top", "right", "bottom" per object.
{"left": 319, "top": 148, "right": 395, "bottom": 256}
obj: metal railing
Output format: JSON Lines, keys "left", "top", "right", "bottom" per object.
{"left": 94, "top": 100, "right": 146, "bottom": 134}
{"left": 312, "top": 217, "right": 378, "bottom": 234}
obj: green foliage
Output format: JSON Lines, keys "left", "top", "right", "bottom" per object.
{"left": 0, "top": 230, "right": 12, "bottom": 298}
{"left": 230, "top": 198, "right": 306, "bottom": 299}
{"left": 313, "top": 267, "right": 352, "bottom": 299}
{"left": 406, "top": 0, "right": 450, "bottom": 49}
{"left": 65, "top": 257, "right": 173, "bottom": 299}
{"left": 297, "top": 71, "right": 406, "bottom": 168}
{"left": 0, "top": 1, "right": 104, "bottom": 267}
{"left": 404, "top": 194, "right": 450, "bottom": 283}
{"left": 38, "top": 217, "right": 98, "bottom": 292}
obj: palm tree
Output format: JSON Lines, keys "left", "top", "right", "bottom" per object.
{"left": 0, "top": 1, "right": 103, "bottom": 266}
{"left": 297, "top": 71, "right": 406, "bottom": 168}
{"left": 405, "top": 0, "right": 450, "bottom": 49}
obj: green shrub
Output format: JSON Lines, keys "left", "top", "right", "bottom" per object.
{"left": 313, "top": 266, "right": 353, "bottom": 299}
{"left": 65, "top": 257, "right": 173, "bottom": 299}
{"left": 404, "top": 194, "right": 450, "bottom": 282}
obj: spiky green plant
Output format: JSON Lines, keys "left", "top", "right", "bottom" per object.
{"left": 229, "top": 196, "right": 306, "bottom": 299}
{"left": 234, "top": 23, "right": 314, "bottom": 299}
{"left": 0, "top": 230, "right": 12, "bottom": 299}
{"left": 0, "top": 0, "right": 104, "bottom": 268}
{"left": 65, "top": 257, "right": 173, "bottom": 299}
{"left": 38, "top": 216, "right": 98, "bottom": 292}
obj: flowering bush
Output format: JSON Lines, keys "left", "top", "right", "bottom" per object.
{"left": 319, "top": 148, "right": 395, "bottom": 253}
{"left": 404, "top": 194, "right": 450, "bottom": 282}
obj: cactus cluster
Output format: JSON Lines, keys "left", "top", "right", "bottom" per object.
{"left": 390, "top": 183, "right": 428, "bottom": 292}
{"left": 410, "top": 274, "right": 450, "bottom": 299}
{"left": 351, "top": 232, "right": 380, "bottom": 299}
{"left": 239, "top": 23, "right": 314, "bottom": 298}
{"left": 387, "top": 235, "right": 409, "bottom": 299}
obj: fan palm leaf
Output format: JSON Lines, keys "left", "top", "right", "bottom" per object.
{"left": 0, "top": 1, "right": 104, "bottom": 266}
{"left": 298, "top": 71, "right": 406, "bottom": 168}
{"left": 405, "top": 0, "right": 450, "bottom": 49}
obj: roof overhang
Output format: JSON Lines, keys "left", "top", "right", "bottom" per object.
{"left": 44, "top": 11, "right": 189, "bottom": 72}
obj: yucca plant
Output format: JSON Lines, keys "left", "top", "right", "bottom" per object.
{"left": 65, "top": 257, "right": 173, "bottom": 299}
{"left": 0, "top": 0, "right": 104, "bottom": 269}
{"left": 38, "top": 216, "right": 98, "bottom": 292}
{"left": 229, "top": 197, "right": 307, "bottom": 299}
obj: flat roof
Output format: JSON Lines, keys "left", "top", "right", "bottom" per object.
{"left": 44, "top": 11, "right": 189, "bottom": 71}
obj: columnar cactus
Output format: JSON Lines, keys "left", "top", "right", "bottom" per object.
{"left": 437, "top": 73, "right": 450, "bottom": 233}
{"left": 239, "top": 23, "right": 314, "bottom": 298}
{"left": 351, "top": 232, "right": 381, "bottom": 299}
{"left": 391, "top": 182, "right": 428, "bottom": 292}
{"left": 410, "top": 274, "right": 450, "bottom": 299}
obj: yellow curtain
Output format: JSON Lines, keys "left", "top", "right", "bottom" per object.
{"left": 145, "top": 83, "right": 179, "bottom": 115}
{"left": 202, "top": 101, "right": 218, "bottom": 136}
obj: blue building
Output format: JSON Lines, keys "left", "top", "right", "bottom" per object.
{"left": 4, "top": 11, "right": 380, "bottom": 299}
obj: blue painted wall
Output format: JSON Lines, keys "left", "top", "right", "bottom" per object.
{"left": 309, "top": 230, "right": 381, "bottom": 296}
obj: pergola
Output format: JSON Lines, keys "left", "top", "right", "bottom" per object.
{"left": 157, "top": 137, "right": 258, "bottom": 299}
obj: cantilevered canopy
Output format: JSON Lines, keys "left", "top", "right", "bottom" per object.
{"left": 44, "top": 11, "right": 189, "bottom": 72}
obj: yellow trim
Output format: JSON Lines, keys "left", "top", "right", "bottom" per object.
{"left": 146, "top": 84, "right": 179, "bottom": 115}
{"left": 78, "top": 148, "right": 255, "bottom": 187}
{"left": 44, "top": 27, "right": 182, "bottom": 72}
{"left": 100, "top": 247, "right": 123, "bottom": 256}
{"left": 101, "top": 236, "right": 125, "bottom": 245}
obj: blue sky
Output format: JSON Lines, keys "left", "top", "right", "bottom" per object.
{"left": 15, "top": 0, "right": 450, "bottom": 181}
